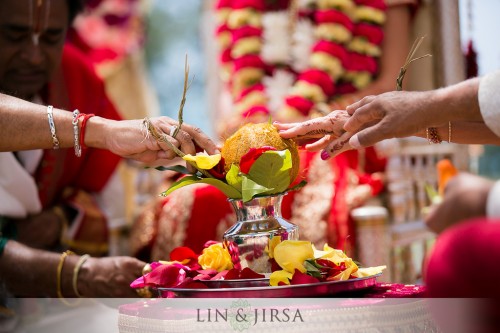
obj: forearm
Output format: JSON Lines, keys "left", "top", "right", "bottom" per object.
{"left": 433, "top": 77, "right": 482, "bottom": 123}
{"left": 0, "top": 240, "right": 78, "bottom": 297}
{"left": 0, "top": 93, "right": 109, "bottom": 152}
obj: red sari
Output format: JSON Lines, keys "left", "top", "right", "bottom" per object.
{"left": 34, "top": 43, "right": 122, "bottom": 256}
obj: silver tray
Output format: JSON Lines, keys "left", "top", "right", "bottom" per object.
{"left": 156, "top": 273, "right": 380, "bottom": 298}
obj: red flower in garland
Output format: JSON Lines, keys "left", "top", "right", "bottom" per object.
{"left": 285, "top": 96, "right": 315, "bottom": 116}
{"left": 235, "top": 83, "right": 265, "bottom": 102}
{"left": 298, "top": 69, "right": 336, "bottom": 96}
{"left": 315, "top": 9, "right": 354, "bottom": 31}
{"left": 231, "top": 0, "right": 266, "bottom": 10}
{"left": 345, "top": 52, "right": 378, "bottom": 74}
{"left": 231, "top": 26, "right": 262, "bottom": 43}
{"left": 312, "top": 41, "right": 348, "bottom": 66}
{"left": 354, "top": 23, "right": 384, "bottom": 45}
{"left": 215, "top": 0, "right": 233, "bottom": 9}
{"left": 233, "top": 54, "right": 266, "bottom": 71}
{"left": 241, "top": 105, "right": 270, "bottom": 118}
{"left": 355, "top": 0, "right": 387, "bottom": 11}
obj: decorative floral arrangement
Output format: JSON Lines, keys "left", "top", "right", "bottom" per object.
{"left": 160, "top": 122, "right": 305, "bottom": 202}
{"left": 214, "top": 0, "right": 387, "bottom": 125}
{"left": 130, "top": 239, "right": 386, "bottom": 294}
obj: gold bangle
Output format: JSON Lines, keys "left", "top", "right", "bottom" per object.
{"left": 426, "top": 127, "right": 442, "bottom": 144}
{"left": 72, "top": 254, "right": 90, "bottom": 298}
{"left": 448, "top": 121, "right": 452, "bottom": 143}
{"left": 56, "top": 250, "right": 79, "bottom": 306}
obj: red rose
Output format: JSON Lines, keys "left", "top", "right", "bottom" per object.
{"left": 312, "top": 41, "right": 348, "bottom": 65}
{"left": 241, "top": 104, "right": 270, "bottom": 118}
{"left": 233, "top": 54, "right": 265, "bottom": 71}
{"left": 215, "top": 23, "right": 231, "bottom": 36}
{"left": 235, "top": 83, "right": 265, "bottom": 102}
{"left": 345, "top": 52, "right": 378, "bottom": 74}
{"left": 315, "top": 9, "right": 354, "bottom": 31}
{"left": 285, "top": 95, "right": 314, "bottom": 116}
{"left": 231, "top": 26, "right": 262, "bottom": 43}
{"left": 337, "top": 82, "right": 357, "bottom": 95}
{"left": 232, "top": 0, "right": 266, "bottom": 11}
{"left": 355, "top": 0, "right": 387, "bottom": 10}
{"left": 239, "top": 146, "right": 277, "bottom": 174}
{"left": 290, "top": 269, "right": 320, "bottom": 285}
{"left": 354, "top": 23, "right": 384, "bottom": 45}
{"left": 298, "top": 69, "right": 336, "bottom": 96}
{"left": 170, "top": 246, "right": 199, "bottom": 263}
{"left": 220, "top": 47, "right": 233, "bottom": 64}
{"left": 215, "top": 0, "right": 232, "bottom": 9}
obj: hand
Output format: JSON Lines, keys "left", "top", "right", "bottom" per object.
{"left": 344, "top": 91, "right": 442, "bottom": 149}
{"left": 425, "top": 173, "right": 494, "bottom": 233}
{"left": 102, "top": 117, "right": 219, "bottom": 166}
{"left": 275, "top": 110, "right": 350, "bottom": 148}
{"left": 77, "top": 256, "right": 146, "bottom": 297}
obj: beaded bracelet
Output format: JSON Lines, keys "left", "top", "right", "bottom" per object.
{"left": 47, "top": 105, "right": 60, "bottom": 149}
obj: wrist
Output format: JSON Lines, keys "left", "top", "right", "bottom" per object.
{"left": 76, "top": 257, "right": 93, "bottom": 297}
{"left": 84, "top": 116, "right": 109, "bottom": 150}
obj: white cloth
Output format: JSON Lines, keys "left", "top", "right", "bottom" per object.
{"left": 478, "top": 70, "right": 500, "bottom": 137}
{"left": 0, "top": 151, "right": 43, "bottom": 218}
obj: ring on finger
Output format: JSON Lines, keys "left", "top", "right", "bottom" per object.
{"left": 169, "top": 125, "right": 178, "bottom": 138}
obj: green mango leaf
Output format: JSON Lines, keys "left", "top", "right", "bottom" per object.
{"left": 247, "top": 150, "right": 292, "bottom": 195}
{"left": 226, "top": 164, "right": 243, "bottom": 192}
{"left": 242, "top": 176, "right": 273, "bottom": 202}
{"left": 149, "top": 165, "right": 191, "bottom": 174}
{"left": 161, "top": 175, "right": 242, "bottom": 199}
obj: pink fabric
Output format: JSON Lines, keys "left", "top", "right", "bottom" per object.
{"left": 425, "top": 218, "right": 500, "bottom": 298}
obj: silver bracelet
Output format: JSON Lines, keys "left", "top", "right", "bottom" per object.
{"left": 72, "top": 109, "right": 81, "bottom": 157}
{"left": 46, "top": 105, "right": 60, "bottom": 149}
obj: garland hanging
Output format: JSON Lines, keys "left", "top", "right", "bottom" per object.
{"left": 214, "top": 0, "right": 387, "bottom": 126}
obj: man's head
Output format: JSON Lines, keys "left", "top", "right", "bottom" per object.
{"left": 0, "top": 0, "right": 83, "bottom": 100}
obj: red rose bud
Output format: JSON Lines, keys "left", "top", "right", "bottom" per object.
{"left": 345, "top": 52, "right": 378, "bottom": 74}
{"left": 233, "top": 54, "right": 266, "bottom": 71}
{"left": 220, "top": 48, "right": 233, "bottom": 64}
{"left": 232, "top": 0, "right": 266, "bottom": 11}
{"left": 215, "top": 0, "right": 232, "bottom": 9}
{"left": 231, "top": 26, "right": 262, "bottom": 43}
{"left": 315, "top": 9, "right": 354, "bottom": 31}
{"left": 208, "top": 156, "right": 227, "bottom": 180}
{"left": 241, "top": 105, "right": 270, "bottom": 118}
{"left": 354, "top": 23, "right": 384, "bottom": 45}
{"left": 285, "top": 95, "right": 315, "bottom": 116}
{"left": 312, "top": 41, "right": 348, "bottom": 65}
{"left": 298, "top": 69, "right": 335, "bottom": 96}
{"left": 239, "top": 146, "right": 277, "bottom": 174}
{"left": 355, "top": 0, "right": 387, "bottom": 10}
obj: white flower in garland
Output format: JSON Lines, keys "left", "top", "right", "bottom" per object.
{"left": 261, "top": 11, "right": 291, "bottom": 64}
{"left": 298, "top": 0, "right": 318, "bottom": 10}
{"left": 291, "top": 19, "right": 316, "bottom": 72}
{"left": 263, "top": 70, "right": 295, "bottom": 112}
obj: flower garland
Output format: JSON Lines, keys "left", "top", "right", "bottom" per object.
{"left": 214, "top": 0, "right": 387, "bottom": 125}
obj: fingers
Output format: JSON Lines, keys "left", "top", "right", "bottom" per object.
{"left": 183, "top": 124, "right": 220, "bottom": 155}
{"left": 304, "top": 135, "right": 335, "bottom": 152}
{"left": 345, "top": 95, "right": 376, "bottom": 115}
{"left": 344, "top": 96, "right": 383, "bottom": 133}
{"left": 319, "top": 131, "right": 353, "bottom": 160}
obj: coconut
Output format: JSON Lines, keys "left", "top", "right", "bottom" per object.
{"left": 221, "top": 123, "right": 300, "bottom": 182}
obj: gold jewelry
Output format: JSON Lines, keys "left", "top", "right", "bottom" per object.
{"left": 56, "top": 250, "right": 80, "bottom": 306}
{"left": 426, "top": 127, "right": 442, "bottom": 144}
{"left": 72, "top": 254, "right": 90, "bottom": 298}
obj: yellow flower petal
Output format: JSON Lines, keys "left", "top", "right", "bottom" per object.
{"left": 270, "top": 270, "right": 293, "bottom": 286}
{"left": 352, "top": 265, "right": 386, "bottom": 278}
{"left": 266, "top": 235, "right": 282, "bottom": 259}
{"left": 198, "top": 243, "right": 233, "bottom": 272}
{"left": 274, "top": 240, "right": 314, "bottom": 273}
{"left": 183, "top": 153, "right": 221, "bottom": 170}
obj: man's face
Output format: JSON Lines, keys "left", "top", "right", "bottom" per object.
{"left": 0, "top": 0, "right": 68, "bottom": 99}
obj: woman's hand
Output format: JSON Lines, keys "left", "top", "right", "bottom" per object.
{"left": 77, "top": 256, "right": 146, "bottom": 298}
